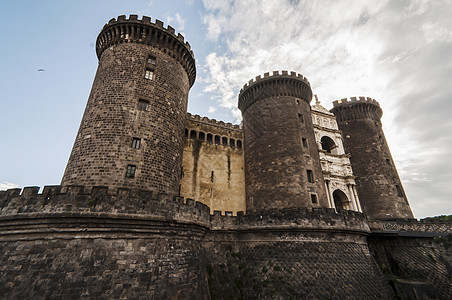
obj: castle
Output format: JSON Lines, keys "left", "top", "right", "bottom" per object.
{"left": 1, "top": 15, "right": 451, "bottom": 299}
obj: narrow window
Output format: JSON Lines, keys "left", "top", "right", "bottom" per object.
{"left": 386, "top": 158, "right": 391, "bottom": 165}
{"left": 147, "top": 55, "right": 156, "bottom": 65}
{"left": 211, "top": 171, "right": 214, "bottom": 183}
{"left": 236, "top": 140, "right": 242, "bottom": 149}
{"left": 125, "top": 165, "right": 136, "bottom": 178}
{"left": 298, "top": 113, "right": 304, "bottom": 123}
{"left": 222, "top": 137, "right": 228, "bottom": 145}
{"left": 230, "top": 138, "right": 235, "bottom": 147}
{"left": 185, "top": 128, "right": 189, "bottom": 138}
{"left": 144, "top": 69, "right": 154, "bottom": 80}
{"left": 214, "top": 135, "right": 220, "bottom": 145}
{"left": 207, "top": 133, "right": 213, "bottom": 143}
{"left": 131, "top": 137, "right": 141, "bottom": 149}
{"left": 302, "top": 138, "right": 308, "bottom": 147}
{"left": 396, "top": 185, "right": 403, "bottom": 197}
{"left": 190, "top": 130, "right": 197, "bottom": 140}
{"left": 198, "top": 132, "right": 205, "bottom": 141}
{"left": 311, "top": 194, "right": 318, "bottom": 204}
{"left": 138, "top": 99, "right": 149, "bottom": 111}
{"left": 210, "top": 188, "right": 213, "bottom": 199}
{"left": 307, "top": 170, "right": 314, "bottom": 183}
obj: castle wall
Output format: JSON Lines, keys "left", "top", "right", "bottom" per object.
{"left": 238, "top": 71, "right": 328, "bottom": 210}
{"left": 331, "top": 97, "right": 413, "bottom": 219}
{"left": 180, "top": 114, "right": 245, "bottom": 215}
{"left": 61, "top": 16, "right": 195, "bottom": 194}
{"left": 204, "top": 209, "right": 395, "bottom": 299}
{"left": 0, "top": 186, "right": 210, "bottom": 299}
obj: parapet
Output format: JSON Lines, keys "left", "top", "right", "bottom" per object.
{"left": 96, "top": 15, "right": 196, "bottom": 87}
{"left": 238, "top": 71, "right": 312, "bottom": 113}
{"left": 0, "top": 185, "right": 210, "bottom": 226}
{"left": 330, "top": 96, "right": 383, "bottom": 122}
{"left": 186, "top": 112, "right": 241, "bottom": 131}
{"left": 209, "top": 207, "right": 370, "bottom": 234}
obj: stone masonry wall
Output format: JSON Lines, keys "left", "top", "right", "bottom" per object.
{"left": 0, "top": 186, "right": 210, "bottom": 299}
{"left": 204, "top": 209, "right": 395, "bottom": 299}
{"left": 181, "top": 114, "right": 245, "bottom": 215}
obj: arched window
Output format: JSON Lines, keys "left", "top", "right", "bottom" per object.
{"left": 207, "top": 133, "right": 213, "bottom": 143}
{"left": 190, "top": 130, "right": 197, "bottom": 140}
{"left": 236, "top": 140, "right": 242, "bottom": 149}
{"left": 333, "top": 189, "right": 349, "bottom": 211}
{"left": 214, "top": 135, "right": 220, "bottom": 145}
{"left": 321, "top": 136, "right": 337, "bottom": 154}
{"left": 184, "top": 128, "right": 189, "bottom": 138}
{"left": 222, "top": 137, "right": 228, "bottom": 145}
{"left": 230, "top": 138, "right": 235, "bottom": 147}
{"left": 198, "top": 131, "right": 205, "bottom": 141}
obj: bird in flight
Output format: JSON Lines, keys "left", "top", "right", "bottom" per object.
{"left": 38, "top": 69, "right": 45, "bottom": 72}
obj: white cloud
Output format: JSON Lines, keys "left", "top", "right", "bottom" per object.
{"left": 0, "top": 181, "right": 20, "bottom": 191}
{"left": 208, "top": 106, "right": 216, "bottom": 113}
{"left": 200, "top": 0, "right": 452, "bottom": 218}
{"left": 166, "top": 13, "right": 185, "bottom": 31}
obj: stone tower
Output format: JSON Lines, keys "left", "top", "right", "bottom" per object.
{"left": 61, "top": 15, "right": 196, "bottom": 194}
{"left": 330, "top": 97, "right": 413, "bottom": 219}
{"left": 238, "top": 71, "right": 328, "bottom": 210}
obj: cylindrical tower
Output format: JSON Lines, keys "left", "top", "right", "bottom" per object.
{"left": 330, "top": 97, "right": 413, "bottom": 219}
{"left": 61, "top": 15, "right": 196, "bottom": 194}
{"left": 238, "top": 71, "right": 328, "bottom": 211}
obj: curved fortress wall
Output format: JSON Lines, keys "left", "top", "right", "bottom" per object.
{"left": 331, "top": 97, "right": 413, "bottom": 219}
{"left": 61, "top": 15, "right": 196, "bottom": 194}
{"left": 238, "top": 71, "right": 328, "bottom": 210}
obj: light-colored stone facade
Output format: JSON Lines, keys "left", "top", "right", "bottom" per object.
{"left": 311, "top": 96, "right": 362, "bottom": 212}
{"left": 180, "top": 113, "right": 246, "bottom": 215}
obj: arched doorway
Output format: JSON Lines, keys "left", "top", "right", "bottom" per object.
{"left": 332, "top": 189, "right": 348, "bottom": 211}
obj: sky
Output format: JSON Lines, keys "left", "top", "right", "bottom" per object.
{"left": 0, "top": 0, "right": 451, "bottom": 219}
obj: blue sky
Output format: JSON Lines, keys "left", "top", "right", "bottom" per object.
{"left": 1, "top": 0, "right": 451, "bottom": 219}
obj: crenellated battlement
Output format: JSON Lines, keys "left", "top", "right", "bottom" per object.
{"left": 332, "top": 96, "right": 380, "bottom": 108}
{"left": 239, "top": 70, "right": 310, "bottom": 92}
{"left": 330, "top": 96, "right": 383, "bottom": 122}
{"left": 96, "top": 14, "right": 196, "bottom": 87}
{"left": 186, "top": 112, "right": 241, "bottom": 131}
{"left": 209, "top": 207, "right": 370, "bottom": 233}
{"left": 238, "top": 70, "right": 312, "bottom": 113}
{"left": 0, "top": 185, "right": 210, "bottom": 225}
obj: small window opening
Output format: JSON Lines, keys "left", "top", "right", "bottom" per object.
{"left": 138, "top": 99, "right": 149, "bottom": 111}
{"left": 396, "top": 185, "right": 404, "bottom": 197}
{"left": 230, "top": 138, "right": 235, "bottom": 147}
{"left": 237, "top": 140, "right": 242, "bottom": 149}
{"left": 131, "top": 137, "right": 141, "bottom": 149}
{"left": 386, "top": 158, "right": 391, "bottom": 165}
{"left": 214, "top": 135, "right": 221, "bottom": 145}
{"left": 198, "top": 132, "right": 205, "bottom": 141}
{"left": 307, "top": 170, "right": 314, "bottom": 183}
{"left": 207, "top": 133, "right": 213, "bottom": 143}
{"left": 222, "top": 137, "right": 228, "bottom": 145}
{"left": 185, "top": 129, "right": 189, "bottom": 138}
{"left": 211, "top": 171, "right": 214, "bottom": 183}
{"left": 125, "top": 165, "right": 136, "bottom": 178}
{"left": 147, "top": 55, "right": 156, "bottom": 65}
{"left": 190, "top": 130, "right": 197, "bottom": 140}
{"left": 302, "top": 138, "right": 308, "bottom": 148}
{"left": 210, "top": 188, "right": 213, "bottom": 199}
{"left": 296, "top": 99, "right": 300, "bottom": 105}
{"left": 298, "top": 113, "right": 304, "bottom": 123}
{"left": 311, "top": 194, "right": 318, "bottom": 204}
{"left": 145, "top": 69, "right": 154, "bottom": 80}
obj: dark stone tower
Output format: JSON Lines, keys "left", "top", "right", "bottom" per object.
{"left": 61, "top": 15, "right": 196, "bottom": 194}
{"left": 331, "top": 97, "right": 413, "bottom": 219}
{"left": 238, "top": 71, "right": 328, "bottom": 210}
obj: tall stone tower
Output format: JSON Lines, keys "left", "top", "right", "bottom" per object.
{"left": 331, "top": 97, "right": 413, "bottom": 219}
{"left": 238, "top": 71, "right": 328, "bottom": 210}
{"left": 61, "top": 15, "right": 196, "bottom": 194}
